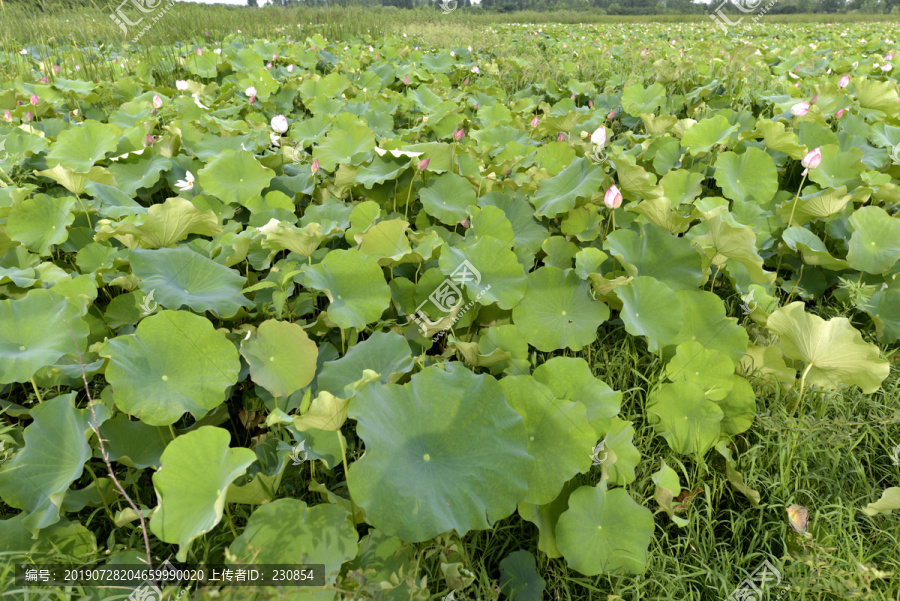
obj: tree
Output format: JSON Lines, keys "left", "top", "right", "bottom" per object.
{"left": 248, "top": 0, "right": 258, "bottom": 5}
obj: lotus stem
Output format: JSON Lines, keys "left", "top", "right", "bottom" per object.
{"left": 30, "top": 377, "right": 43, "bottom": 403}
{"left": 337, "top": 430, "right": 358, "bottom": 522}
{"left": 790, "top": 362, "right": 814, "bottom": 418}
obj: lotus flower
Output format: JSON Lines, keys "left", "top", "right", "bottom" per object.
{"left": 3, "top": 110, "right": 11, "bottom": 122}
{"left": 591, "top": 125, "right": 607, "bottom": 148}
{"left": 30, "top": 94, "right": 39, "bottom": 106}
{"left": 790, "top": 101, "right": 809, "bottom": 116}
{"left": 151, "top": 94, "right": 162, "bottom": 109}
{"left": 418, "top": 158, "right": 430, "bottom": 171}
{"left": 604, "top": 184, "right": 623, "bottom": 209}
{"left": 453, "top": 128, "right": 465, "bottom": 142}
{"left": 530, "top": 115, "right": 539, "bottom": 127}
{"left": 800, "top": 147, "right": 822, "bottom": 176}
{"left": 882, "top": 64, "right": 893, "bottom": 72}
{"left": 311, "top": 158, "right": 319, "bottom": 174}
{"left": 838, "top": 74, "right": 850, "bottom": 88}
{"left": 471, "top": 66, "right": 479, "bottom": 74}
{"left": 175, "top": 171, "right": 195, "bottom": 192}
{"left": 287, "top": 64, "right": 294, "bottom": 73}
{"left": 176, "top": 80, "right": 189, "bottom": 91}
{"left": 271, "top": 114, "right": 288, "bottom": 133}
{"left": 835, "top": 108, "right": 845, "bottom": 119}
{"left": 245, "top": 86, "right": 257, "bottom": 98}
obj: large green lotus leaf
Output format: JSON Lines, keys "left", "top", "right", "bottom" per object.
{"left": 316, "top": 331, "right": 414, "bottom": 396}
{"left": 715, "top": 376, "right": 756, "bottom": 436}
{"left": 312, "top": 119, "right": 377, "bottom": 172}
{"left": 847, "top": 206, "right": 900, "bottom": 274}
{"left": 532, "top": 357, "right": 621, "bottom": 436}
{"left": 647, "top": 381, "right": 723, "bottom": 455}
{"left": 600, "top": 418, "right": 641, "bottom": 486}
{"left": 666, "top": 341, "right": 735, "bottom": 401}
{"left": 0, "top": 288, "right": 89, "bottom": 384}
{"left": 355, "top": 154, "right": 410, "bottom": 189}
{"left": 692, "top": 205, "right": 774, "bottom": 285}
{"left": 603, "top": 223, "right": 703, "bottom": 291}
{"left": 99, "top": 414, "right": 174, "bottom": 469}
{"left": 94, "top": 197, "right": 221, "bottom": 249}
{"left": 782, "top": 227, "right": 849, "bottom": 271}
{"left": 150, "top": 426, "right": 256, "bottom": 561}
{"left": 862, "top": 288, "right": 900, "bottom": 343}
{"left": 670, "top": 290, "right": 749, "bottom": 364}
{"left": 6, "top": 194, "right": 75, "bottom": 255}
{"left": 531, "top": 157, "right": 607, "bottom": 218}
{"left": 621, "top": 82, "right": 666, "bottom": 116}
{"left": 241, "top": 320, "right": 318, "bottom": 399}
{"left": 107, "top": 153, "right": 172, "bottom": 197}
{"left": 439, "top": 236, "right": 527, "bottom": 310}
{"left": 347, "top": 365, "right": 533, "bottom": 542}
{"left": 0, "top": 393, "right": 108, "bottom": 534}
{"left": 130, "top": 247, "right": 249, "bottom": 317}
{"left": 854, "top": 78, "right": 899, "bottom": 117}
{"left": 512, "top": 266, "right": 609, "bottom": 352}
{"left": 355, "top": 220, "right": 413, "bottom": 265}
{"left": 713, "top": 147, "right": 778, "bottom": 204}
{"left": 46, "top": 120, "right": 119, "bottom": 173}
{"left": 467, "top": 205, "right": 516, "bottom": 249}
{"left": 807, "top": 145, "right": 865, "bottom": 189}
{"left": 419, "top": 172, "right": 476, "bottom": 225}
{"left": 778, "top": 186, "right": 853, "bottom": 227}
{"left": 681, "top": 115, "right": 737, "bottom": 155}
{"left": 500, "top": 376, "right": 595, "bottom": 506}
{"left": 302, "top": 248, "right": 391, "bottom": 330}
{"left": 499, "top": 550, "right": 546, "bottom": 601}
{"left": 228, "top": 499, "right": 357, "bottom": 591}
{"left": 615, "top": 276, "right": 683, "bottom": 352}
{"left": 660, "top": 169, "right": 704, "bottom": 206}
{"left": 556, "top": 485, "right": 654, "bottom": 576}
{"left": 98, "top": 311, "right": 241, "bottom": 426}
{"left": 746, "top": 121, "right": 807, "bottom": 159}
{"left": 477, "top": 191, "right": 548, "bottom": 264}
{"left": 766, "top": 302, "right": 890, "bottom": 394}
{"left": 197, "top": 150, "right": 275, "bottom": 205}
{"left": 862, "top": 488, "right": 900, "bottom": 516}
{"left": 517, "top": 478, "right": 579, "bottom": 559}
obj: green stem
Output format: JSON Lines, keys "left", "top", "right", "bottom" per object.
{"left": 30, "top": 378, "right": 43, "bottom": 403}
{"left": 224, "top": 502, "right": 238, "bottom": 538}
{"left": 337, "top": 430, "right": 358, "bottom": 521}
{"left": 789, "top": 363, "right": 813, "bottom": 418}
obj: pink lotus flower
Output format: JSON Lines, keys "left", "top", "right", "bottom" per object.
{"left": 604, "top": 184, "right": 623, "bottom": 209}
{"left": 800, "top": 147, "right": 822, "bottom": 175}
{"left": 30, "top": 94, "right": 39, "bottom": 106}
{"left": 53, "top": 64, "right": 60, "bottom": 73}
{"left": 838, "top": 74, "right": 850, "bottom": 88}
{"left": 418, "top": 158, "right": 430, "bottom": 171}
{"left": 887, "top": 52, "right": 895, "bottom": 60}
{"left": 75, "top": 65, "right": 80, "bottom": 71}
{"left": 152, "top": 94, "right": 163, "bottom": 109}
{"left": 311, "top": 158, "right": 320, "bottom": 174}
{"left": 271, "top": 114, "right": 288, "bottom": 133}
{"left": 835, "top": 108, "right": 845, "bottom": 119}
{"left": 40, "top": 77, "right": 48, "bottom": 84}
{"left": 453, "top": 128, "right": 465, "bottom": 141}
{"left": 530, "top": 115, "right": 539, "bottom": 127}
{"left": 3, "top": 110, "right": 11, "bottom": 122}
{"left": 791, "top": 101, "right": 809, "bottom": 116}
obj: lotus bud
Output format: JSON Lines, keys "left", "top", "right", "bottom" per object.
{"left": 558, "top": 132, "right": 565, "bottom": 142}
{"left": 404, "top": 75, "right": 410, "bottom": 85}
{"left": 267, "top": 62, "right": 273, "bottom": 69}
{"left": 144, "top": 134, "right": 155, "bottom": 146}
{"left": 176, "top": 80, "right": 189, "bottom": 91}
{"left": 40, "top": 77, "right": 48, "bottom": 83}
{"left": 271, "top": 114, "right": 288, "bottom": 133}
{"left": 835, "top": 108, "right": 845, "bottom": 119}
{"left": 604, "top": 184, "right": 623, "bottom": 209}
{"left": 152, "top": 94, "right": 163, "bottom": 109}
{"left": 801, "top": 147, "right": 822, "bottom": 174}
{"left": 53, "top": 64, "right": 60, "bottom": 73}
{"left": 3, "top": 110, "right": 11, "bottom": 122}
{"left": 838, "top": 74, "right": 850, "bottom": 88}
{"left": 453, "top": 128, "right": 465, "bottom": 141}
{"left": 530, "top": 115, "right": 539, "bottom": 127}
{"left": 790, "top": 101, "right": 809, "bottom": 116}
{"left": 464, "top": 77, "right": 469, "bottom": 85}
{"left": 288, "top": 64, "right": 294, "bottom": 73}
{"left": 24, "top": 111, "right": 33, "bottom": 122}
{"left": 418, "top": 158, "right": 430, "bottom": 171}
{"left": 311, "top": 158, "right": 319, "bottom": 174}
{"left": 30, "top": 94, "right": 39, "bottom": 106}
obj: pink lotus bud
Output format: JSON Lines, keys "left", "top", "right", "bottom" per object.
{"left": 887, "top": 52, "right": 895, "bottom": 60}
{"left": 40, "top": 77, "right": 48, "bottom": 83}
{"left": 835, "top": 108, "right": 845, "bottom": 119}
{"left": 838, "top": 74, "right": 850, "bottom": 88}
{"left": 312, "top": 44, "right": 316, "bottom": 51}
{"left": 311, "top": 158, "right": 319, "bottom": 174}
{"left": 588, "top": 100, "right": 593, "bottom": 107}
{"left": 473, "top": 103, "right": 479, "bottom": 110}
{"left": 3, "top": 110, "right": 11, "bottom": 122}
{"left": 418, "top": 158, "right": 430, "bottom": 171}
{"left": 801, "top": 147, "right": 822, "bottom": 172}
{"left": 152, "top": 94, "right": 163, "bottom": 109}
{"left": 809, "top": 94, "right": 818, "bottom": 104}
{"left": 608, "top": 109, "right": 617, "bottom": 120}
{"left": 791, "top": 102, "right": 809, "bottom": 116}
{"left": 459, "top": 220, "right": 470, "bottom": 228}
{"left": 604, "top": 184, "right": 623, "bottom": 209}
{"left": 75, "top": 65, "right": 80, "bottom": 71}
{"left": 288, "top": 64, "right": 294, "bottom": 73}
{"left": 271, "top": 114, "right": 288, "bottom": 133}
{"left": 571, "top": 94, "right": 576, "bottom": 100}
{"left": 24, "top": 111, "right": 33, "bottom": 122}
{"left": 558, "top": 132, "right": 565, "bottom": 142}
{"left": 53, "top": 64, "right": 60, "bottom": 73}
{"left": 144, "top": 134, "right": 155, "bottom": 146}
{"left": 30, "top": 94, "right": 39, "bottom": 106}
{"left": 530, "top": 115, "right": 539, "bottom": 127}
{"left": 464, "top": 77, "right": 469, "bottom": 85}
{"left": 453, "top": 128, "right": 465, "bottom": 141}
{"left": 267, "top": 62, "right": 273, "bottom": 69}
{"left": 404, "top": 76, "right": 410, "bottom": 85}
{"left": 273, "top": 53, "right": 278, "bottom": 60}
